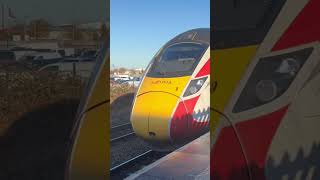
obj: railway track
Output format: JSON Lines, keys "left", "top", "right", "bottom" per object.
{"left": 110, "top": 132, "right": 135, "bottom": 142}
{"left": 110, "top": 150, "right": 168, "bottom": 179}
{"left": 110, "top": 122, "right": 168, "bottom": 179}
{"left": 110, "top": 122, "right": 134, "bottom": 141}
{"left": 111, "top": 122, "right": 132, "bottom": 131}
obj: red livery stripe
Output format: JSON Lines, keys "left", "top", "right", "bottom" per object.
{"left": 170, "top": 96, "right": 209, "bottom": 140}
{"left": 211, "top": 125, "right": 250, "bottom": 180}
{"left": 211, "top": 106, "right": 289, "bottom": 180}
{"left": 195, "top": 59, "right": 210, "bottom": 78}
{"left": 272, "top": 0, "right": 320, "bottom": 51}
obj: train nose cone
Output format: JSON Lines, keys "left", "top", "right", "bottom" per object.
{"left": 130, "top": 92, "right": 180, "bottom": 142}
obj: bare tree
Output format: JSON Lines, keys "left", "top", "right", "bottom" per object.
{"left": 29, "top": 19, "right": 50, "bottom": 39}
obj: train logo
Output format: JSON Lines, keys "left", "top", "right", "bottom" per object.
{"left": 130, "top": 28, "right": 210, "bottom": 149}
{"left": 211, "top": 0, "right": 320, "bottom": 179}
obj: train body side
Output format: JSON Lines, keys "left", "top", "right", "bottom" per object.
{"left": 211, "top": 0, "right": 320, "bottom": 179}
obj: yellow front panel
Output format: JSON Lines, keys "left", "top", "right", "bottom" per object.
{"left": 131, "top": 96, "right": 150, "bottom": 139}
{"left": 138, "top": 76, "right": 190, "bottom": 96}
{"left": 132, "top": 92, "right": 180, "bottom": 141}
{"left": 131, "top": 76, "right": 190, "bottom": 141}
{"left": 211, "top": 45, "right": 258, "bottom": 132}
{"left": 69, "top": 105, "right": 108, "bottom": 180}
{"left": 68, "top": 56, "right": 109, "bottom": 180}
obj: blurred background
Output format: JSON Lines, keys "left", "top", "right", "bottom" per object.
{"left": 0, "top": 0, "right": 108, "bottom": 179}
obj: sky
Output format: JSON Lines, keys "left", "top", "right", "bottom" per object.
{"left": 110, "top": 0, "right": 210, "bottom": 69}
{"left": 1, "top": 0, "right": 108, "bottom": 25}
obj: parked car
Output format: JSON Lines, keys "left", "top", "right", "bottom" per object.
{"left": 120, "top": 77, "right": 141, "bottom": 87}
{"left": 80, "top": 49, "right": 98, "bottom": 59}
{"left": 61, "top": 57, "right": 96, "bottom": 63}
{"left": 38, "top": 61, "right": 95, "bottom": 78}
{"left": 0, "top": 50, "right": 18, "bottom": 67}
{"left": 114, "top": 75, "right": 130, "bottom": 81}
{"left": 21, "top": 51, "right": 63, "bottom": 69}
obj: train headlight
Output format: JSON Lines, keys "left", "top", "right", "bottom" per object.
{"left": 276, "top": 58, "right": 301, "bottom": 76}
{"left": 255, "top": 79, "right": 278, "bottom": 102}
{"left": 233, "top": 47, "right": 313, "bottom": 113}
{"left": 255, "top": 58, "right": 301, "bottom": 102}
{"left": 183, "top": 77, "right": 208, "bottom": 97}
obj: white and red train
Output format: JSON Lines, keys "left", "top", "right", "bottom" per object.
{"left": 130, "top": 28, "right": 210, "bottom": 149}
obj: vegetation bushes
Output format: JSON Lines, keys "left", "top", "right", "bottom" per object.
{"left": 0, "top": 70, "right": 84, "bottom": 135}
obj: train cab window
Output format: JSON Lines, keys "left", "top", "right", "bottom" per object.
{"left": 147, "top": 43, "right": 208, "bottom": 77}
{"left": 212, "top": 0, "right": 287, "bottom": 48}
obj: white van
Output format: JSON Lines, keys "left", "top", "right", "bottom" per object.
{"left": 114, "top": 75, "right": 130, "bottom": 81}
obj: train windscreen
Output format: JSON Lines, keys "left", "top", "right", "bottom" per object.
{"left": 147, "top": 43, "right": 208, "bottom": 77}
{"left": 212, "top": 0, "right": 287, "bottom": 48}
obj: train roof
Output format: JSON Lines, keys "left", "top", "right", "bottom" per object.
{"left": 165, "top": 28, "right": 210, "bottom": 47}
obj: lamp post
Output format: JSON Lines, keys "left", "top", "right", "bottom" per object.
{"left": 1, "top": 4, "right": 4, "bottom": 30}
{"left": 24, "top": 16, "right": 29, "bottom": 41}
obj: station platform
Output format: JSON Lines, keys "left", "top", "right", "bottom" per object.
{"left": 126, "top": 133, "right": 210, "bottom": 180}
